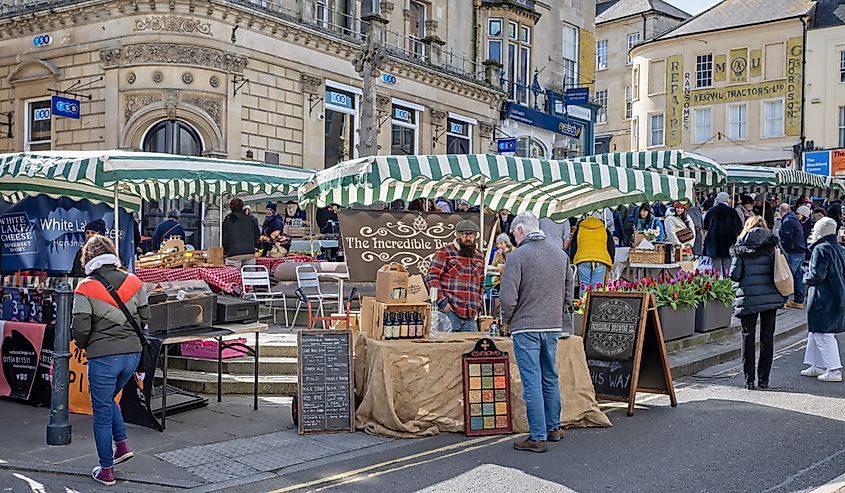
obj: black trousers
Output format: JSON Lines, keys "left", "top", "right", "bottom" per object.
{"left": 739, "top": 309, "right": 777, "bottom": 385}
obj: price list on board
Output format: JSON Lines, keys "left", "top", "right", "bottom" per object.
{"left": 297, "top": 330, "right": 354, "bottom": 434}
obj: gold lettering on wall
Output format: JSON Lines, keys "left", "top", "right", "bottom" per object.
{"left": 729, "top": 48, "right": 748, "bottom": 83}
{"left": 690, "top": 79, "right": 786, "bottom": 106}
{"left": 714, "top": 54, "right": 727, "bottom": 82}
{"left": 750, "top": 49, "right": 762, "bottom": 78}
{"left": 665, "top": 55, "right": 684, "bottom": 147}
{"left": 785, "top": 37, "right": 803, "bottom": 136}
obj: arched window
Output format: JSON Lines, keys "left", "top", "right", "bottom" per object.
{"left": 142, "top": 120, "right": 203, "bottom": 156}
{"left": 516, "top": 137, "right": 546, "bottom": 158}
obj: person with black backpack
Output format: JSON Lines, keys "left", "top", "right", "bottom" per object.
{"left": 71, "top": 235, "right": 150, "bottom": 486}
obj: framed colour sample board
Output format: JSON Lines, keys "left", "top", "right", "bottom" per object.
{"left": 582, "top": 291, "right": 676, "bottom": 416}
{"left": 462, "top": 338, "right": 512, "bottom": 436}
{"left": 297, "top": 329, "right": 355, "bottom": 434}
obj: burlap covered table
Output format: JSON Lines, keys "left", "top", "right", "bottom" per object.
{"left": 354, "top": 333, "right": 612, "bottom": 438}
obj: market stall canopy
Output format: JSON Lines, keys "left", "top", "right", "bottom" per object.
{"left": 571, "top": 150, "right": 727, "bottom": 187}
{"left": 298, "top": 154, "right": 697, "bottom": 220}
{"left": 0, "top": 175, "right": 142, "bottom": 211}
{"left": 0, "top": 151, "right": 316, "bottom": 200}
{"left": 725, "top": 164, "right": 845, "bottom": 195}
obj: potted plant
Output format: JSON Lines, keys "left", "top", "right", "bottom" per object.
{"left": 640, "top": 271, "right": 699, "bottom": 341}
{"left": 694, "top": 271, "right": 736, "bottom": 332}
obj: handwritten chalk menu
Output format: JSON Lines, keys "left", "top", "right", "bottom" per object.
{"left": 297, "top": 330, "right": 354, "bottom": 434}
{"left": 582, "top": 292, "right": 677, "bottom": 416}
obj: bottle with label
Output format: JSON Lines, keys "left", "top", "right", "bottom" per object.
{"left": 390, "top": 312, "right": 399, "bottom": 339}
{"left": 399, "top": 312, "right": 409, "bottom": 339}
{"left": 414, "top": 311, "right": 423, "bottom": 338}
{"left": 383, "top": 312, "right": 394, "bottom": 339}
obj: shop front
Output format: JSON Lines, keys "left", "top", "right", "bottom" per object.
{"left": 499, "top": 99, "right": 595, "bottom": 159}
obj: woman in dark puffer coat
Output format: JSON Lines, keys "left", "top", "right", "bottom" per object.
{"left": 729, "top": 216, "right": 783, "bottom": 390}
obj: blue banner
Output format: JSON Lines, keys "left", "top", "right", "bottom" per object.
{"left": 564, "top": 87, "right": 590, "bottom": 106}
{"left": 803, "top": 151, "right": 831, "bottom": 177}
{"left": 497, "top": 138, "right": 517, "bottom": 153}
{"left": 504, "top": 103, "right": 583, "bottom": 139}
{"left": 0, "top": 196, "right": 134, "bottom": 274}
{"left": 51, "top": 96, "right": 80, "bottom": 120}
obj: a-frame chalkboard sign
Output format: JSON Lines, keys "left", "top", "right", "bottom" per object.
{"left": 581, "top": 291, "right": 677, "bottom": 416}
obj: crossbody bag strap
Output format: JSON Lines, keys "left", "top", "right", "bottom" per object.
{"left": 90, "top": 273, "right": 149, "bottom": 347}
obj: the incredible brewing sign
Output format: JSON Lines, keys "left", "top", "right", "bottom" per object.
{"left": 582, "top": 292, "right": 677, "bottom": 416}
{"left": 339, "top": 211, "right": 490, "bottom": 282}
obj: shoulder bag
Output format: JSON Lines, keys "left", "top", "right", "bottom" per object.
{"left": 773, "top": 246, "right": 794, "bottom": 297}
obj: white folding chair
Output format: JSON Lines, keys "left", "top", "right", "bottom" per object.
{"left": 241, "top": 265, "right": 287, "bottom": 325}
{"left": 292, "top": 265, "right": 339, "bottom": 327}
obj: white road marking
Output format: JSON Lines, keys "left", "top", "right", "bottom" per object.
{"left": 65, "top": 488, "right": 82, "bottom": 493}
{"left": 762, "top": 446, "right": 845, "bottom": 493}
{"left": 809, "top": 469, "right": 845, "bottom": 493}
{"left": 12, "top": 473, "right": 46, "bottom": 493}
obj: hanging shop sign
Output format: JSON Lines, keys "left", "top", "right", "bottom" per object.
{"left": 497, "top": 138, "right": 517, "bottom": 154}
{"left": 51, "top": 96, "right": 80, "bottom": 120}
{"left": 504, "top": 103, "right": 583, "bottom": 139}
{"left": 803, "top": 151, "right": 831, "bottom": 177}
{"left": 564, "top": 87, "right": 590, "bottom": 106}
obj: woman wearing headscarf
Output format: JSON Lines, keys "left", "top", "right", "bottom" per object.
{"left": 633, "top": 202, "right": 665, "bottom": 243}
{"left": 71, "top": 235, "right": 150, "bottom": 485}
{"left": 729, "top": 216, "right": 783, "bottom": 390}
{"left": 800, "top": 217, "right": 845, "bottom": 382}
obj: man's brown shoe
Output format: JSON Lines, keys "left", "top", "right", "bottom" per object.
{"left": 547, "top": 428, "right": 564, "bottom": 442}
{"left": 786, "top": 301, "right": 805, "bottom": 309}
{"left": 513, "top": 438, "right": 547, "bottom": 453}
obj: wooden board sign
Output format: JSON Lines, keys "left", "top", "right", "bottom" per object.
{"left": 462, "top": 338, "right": 513, "bottom": 436}
{"left": 297, "top": 330, "right": 355, "bottom": 434}
{"left": 582, "top": 292, "right": 677, "bottom": 416}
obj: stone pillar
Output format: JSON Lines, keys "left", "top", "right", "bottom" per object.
{"left": 482, "top": 60, "right": 503, "bottom": 87}
{"left": 203, "top": 201, "right": 222, "bottom": 248}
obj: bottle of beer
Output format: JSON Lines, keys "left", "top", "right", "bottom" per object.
{"left": 414, "top": 311, "right": 423, "bottom": 338}
{"left": 399, "top": 311, "right": 409, "bottom": 339}
{"left": 384, "top": 312, "right": 394, "bottom": 340}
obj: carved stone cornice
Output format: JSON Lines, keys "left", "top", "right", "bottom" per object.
{"left": 100, "top": 43, "right": 247, "bottom": 73}
{"left": 430, "top": 109, "right": 446, "bottom": 123}
{"left": 125, "top": 90, "right": 223, "bottom": 131}
{"left": 134, "top": 15, "right": 212, "bottom": 35}
{"left": 124, "top": 93, "right": 162, "bottom": 122}
{"left": 376, "top": 95, "right": 391, "bottom": 109}
{"left": 479, "top": 122, "right": 496, "bottom": 139}
{"left": 300, "top": 74, "right": 324, "bottom": 94}
{"left": 183, "top": 95, "right": 223, "bottom": 127}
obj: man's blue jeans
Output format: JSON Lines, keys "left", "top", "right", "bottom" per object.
{"left": 577, "top": 262, "right": 608, "bottom": 291}
{"left": 88, "top": 352, "right": 141, "bottom": 468}
{"left": 787, "top": 253, "right": 805, "bottom": 304}
{"left": 512, "top": 331, "right": 561, "bottom": 442}
{"left": 445, "top": 311, "right": 478, "bottom": 332}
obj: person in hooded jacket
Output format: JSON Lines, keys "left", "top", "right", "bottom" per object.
{"left": 222, "top": 197, "right": 260, "bottom": 268}
{"left": 702, "top": 192, "right": 743, "bottom": 275}
{"left": 826, "top": 201, "right": 842, "bottom": 236}
{"left": 800, "top": 217, "right": 845, "bottom": 383}
{"left": 571, "top": 213, "right": 615, "bottom": 290}
{"left": 729, "top": 215, "right": 784, "bottom": 390}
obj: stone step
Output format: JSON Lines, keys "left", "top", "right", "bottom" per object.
{"left": 156, "top": 368, "right": 297, "bottom": 396}
{"left": 167, "top": 355, "right": 298, "bottom": 375}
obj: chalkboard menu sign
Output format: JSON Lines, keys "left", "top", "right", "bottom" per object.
{"left": 582, "top": 292, "right": 677, "bottom": 416}
{"left": 297, "top": 330, "right": 355, "bottom": 434}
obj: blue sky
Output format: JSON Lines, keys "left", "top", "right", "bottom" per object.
{"left": 668, "top": 0, "right": 721, "bottom": 15}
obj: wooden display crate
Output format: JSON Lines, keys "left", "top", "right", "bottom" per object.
{"left": 360, "top": 297, "right": 430, "bottom": 340}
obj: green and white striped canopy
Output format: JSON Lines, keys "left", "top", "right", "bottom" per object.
{"left": 725, "top": 164, "right": 836, "bottom": 188}
{"left": 0, "top": 175, "right": 142, "bottom": 211}
{"left": 299, "top": 154, "right": 696, "bottom": 220}
{"left": 571, "top": 150, "right": 727, "bottom": 187}
{"left": 0, "top": 151, "right": 315, "bottom": 201}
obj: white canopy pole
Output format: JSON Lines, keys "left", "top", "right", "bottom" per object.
{"left": 113, "top": 182, "right": 120, "bottom": 260}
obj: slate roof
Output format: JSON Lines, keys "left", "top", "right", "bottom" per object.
{"left": 596, "top": 0, "right": 691, "bottom": 24}
{"left": 812, "top": 0, "right": 845, "bottom": 28}
{"left": 652, "top": 0, "right": 815, "bottom": 40}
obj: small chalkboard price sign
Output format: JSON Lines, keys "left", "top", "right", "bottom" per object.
{"left": 297, "top": 329, "right": 355, "bottom": 434}
{"left": 582, "top": 292, "right": 677, "bottom": 416}
{"left": 462, "top": 338, "right": 513, "bottom": 437}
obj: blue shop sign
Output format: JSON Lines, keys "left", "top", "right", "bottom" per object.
{"left": 564, "top": 87, "right": 590, "bottom": 106}
{"left": 497, "top": 138, "right": 517, "bottom": 153}
{"left": 504, "top": 103, "right": 582, "bottom": 139}
{"left": 326, "top": 89, "right": 354, "bottom": 109}
{"left": 51, "top": 96, "right": 80, "bottom": 119}
{"left": 803, "top": 151, "right": 831, "bottom": 177}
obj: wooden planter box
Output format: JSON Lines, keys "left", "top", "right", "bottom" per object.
{"left": 657, "top": 306, "right": 696, "bottom": 341}
{"left": 695, "top": 302, "right": 733, "bottom": 333}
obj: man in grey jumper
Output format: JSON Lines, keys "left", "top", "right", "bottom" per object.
{"left": 500, "top": 212, "right": 575, "bottom": 453}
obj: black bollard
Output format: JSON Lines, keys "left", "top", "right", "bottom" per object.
{"left": 47, "top": 282, "right": 73, "bottom": 446}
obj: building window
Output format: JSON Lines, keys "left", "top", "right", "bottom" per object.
{"left": 696, "top": 54, "right": 713, "bottom": 88}
{"left": 692, "top": 107, "right": 712, "bottom": 144}
{"left": 391, "top": 104, "right": 418, "bottom": 155}
{"left": 648, "top": 113, "right": 664, "bottom": 147}
{"left": 563, "top": 24, "right": 579, "bottom": 88}
{"left": 840, "top": 107, "right": 845, "bottom": 147}
{"left": 487, "top": 18, "right": 502, "bottom": 62}
{"left": 632, "top": 66, "right": 640, "bottom": 100}
{"left": 25, "top": 99, "right": 51, "bottom": 151}
{"left": 728, "top": 103, "right": 748, "bottom": 140}
{"left": 446, "top": 117, "right": 472, "bottom": 154}
{"left": 762, "top": 99, "right": 784, "bottom": 138}
{"left": 508, "top": 21, "right": 517, "bottom": 40}
{"left": 625, "top": 85, "right": 632, "bottom": 120}
{"left": 502, "top": 23, "right": 532, "bottom": 103}
{"left": 595, "top": 90, "right": 608, "bottom": 124}
{"left": 324, "top": 86, "right": 358, "bottom": 168}
{"left": 516, "top": 137, "right": 546, "bottom": 158}
{"left": 360, "top": 0, "right": 379, "bottom": 33}
{"left": 596, "top": 39, "right": 608, "bottom": 70}
{"left": 632, "top": 117, "right": 639, "bottom": 150}
{"left": 840, "top": 51, "right": 845, "bottom": 83}
{"left": 408, "top": 1, "right": 427, "bottom": 59}
{"left": 626, "top": 33, "right": 640, "bottom": 65}
{"left": 142, "top": 120, "right": 203, "bottom": 156}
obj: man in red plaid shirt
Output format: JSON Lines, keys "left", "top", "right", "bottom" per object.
{"left": 424, "top": 220, "right": 484, "bottom": 332}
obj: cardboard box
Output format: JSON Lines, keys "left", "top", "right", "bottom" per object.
{"left": 406, "top": 274, "right": 429, "bottom": 303}
{"left": 330, "top": 312, "right": 361, "bottom": 331}
{"left": 376, "top": 263, "right": 409, "bottom": 303}
{"left": 360, "top": 298, "right": 430, "bottom": 340}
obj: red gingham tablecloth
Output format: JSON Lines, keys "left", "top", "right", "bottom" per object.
{"left": 254, "top": 255, "right": 316, "bottom": 272}
{"left": 136, "top": 267, "right": 243, "bottom": 295}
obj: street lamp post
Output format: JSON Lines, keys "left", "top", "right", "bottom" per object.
{"left": 46, "top": 282, "right": 73, "bottom": 446}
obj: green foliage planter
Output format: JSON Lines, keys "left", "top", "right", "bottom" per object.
{"left": 695, "top": 302, "right": 733, "bottom": 333}
{"left": 657, "top": 306, "right": 697, "bottom": 341}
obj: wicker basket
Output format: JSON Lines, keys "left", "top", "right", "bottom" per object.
{"left": 629, "top": 248, "right": 665, "bottom": 264}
